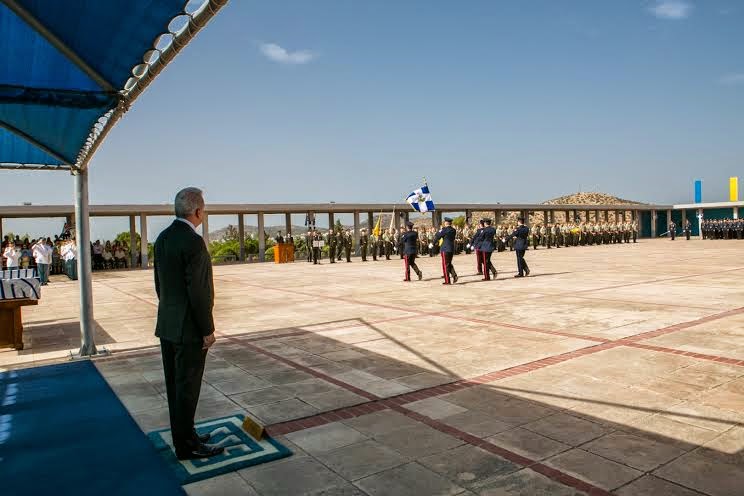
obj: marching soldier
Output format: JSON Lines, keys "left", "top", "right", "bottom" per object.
{"left": 669, "top": 221, "right": 676, "bottom": 241}
{"left": 360, "top": 228, "right": 369, "bottom": 261}
{"left": 401, "top": 222, "right": 422, "bottom": 281}
{"left": 473, "top": 219, "right": 484, "bottom": 275}
{"left": 480, "top": 219, "right": 498, "bottom": 280}
{"left": 432, "top": 217, "right": 458, "bottom": 284}
{"left": 506, "top": 217, "right": 530, "bottom": 277}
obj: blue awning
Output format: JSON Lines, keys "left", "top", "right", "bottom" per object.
{"left": 0, "top": 0, "right": 227, "bottom": 169}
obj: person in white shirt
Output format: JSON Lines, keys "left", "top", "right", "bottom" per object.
{"left": 113, "top": 244, "right": 127, "bottom": 268}
{"left": 61, "top": 240, "right": 78, "bottom": 280}
{"left": 3, "top": 242, "right": 20, "bottom": 271}
{"left": 32, "top": 239, "right": 52, "bottom": 285}
{"left": 102, "top": 242, "right": 114, "bottom": 269}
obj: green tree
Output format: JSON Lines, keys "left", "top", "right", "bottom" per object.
{"left": 115, "top": 231, "right": 141, "bottom": 248}
{"left": 452, "top": 216, "right": 466, "bottom": 228}
{"left": 223, "top": 224, "right": 239, "bottom": 242}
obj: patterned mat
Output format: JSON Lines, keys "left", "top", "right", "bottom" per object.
{"left": 148, "top": 415, "right": 292, "bottom": 485}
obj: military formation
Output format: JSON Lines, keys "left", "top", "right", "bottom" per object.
{"left": 301, "top": 216, "right": 640, "bottom": 283}
{"left": 701, "top": 219, "right": 744, "bottom": 240}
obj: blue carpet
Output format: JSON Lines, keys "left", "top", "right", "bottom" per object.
{"left": 148, "top": 414, "right": 292, "bottom": 485}
{"left": 0, "top": 361, "right": 185, "bottom": 496}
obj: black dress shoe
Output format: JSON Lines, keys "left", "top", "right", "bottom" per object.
{"left": 176, "top": 443, "right": 224, "bottom": 460}
{"left": 194, "top": 431, "right": 211, "bottom": 444}
{"left": 514, "top": 274, "right": 524, "bottom": 278}
{"left": 525, "top": 268, "right": 530, "bottom": 276}
{"left": 452, "top": 274, "right": 458, "bottom": 283}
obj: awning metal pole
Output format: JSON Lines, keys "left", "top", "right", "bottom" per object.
{"left": 74, "top": 168, "right": 97, "bottom": 356}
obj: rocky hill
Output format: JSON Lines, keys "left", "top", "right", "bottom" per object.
{"left": 542, "top": 192, "right": 645, "bottom": 206}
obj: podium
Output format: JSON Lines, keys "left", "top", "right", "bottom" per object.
{"left": 274, "top": 243, "right": 295, "bottom": 264}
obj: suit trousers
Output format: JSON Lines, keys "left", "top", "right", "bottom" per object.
{"left": 404, "top": 254, "right": 420, "bottom": 280}
{"left": 515, "top": 249, "right": 529, "bottom": 276}
{"left": 161, "top": 339, "right": 207, "bottom": 452}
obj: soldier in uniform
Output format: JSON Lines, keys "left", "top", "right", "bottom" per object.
{"left": 507, "top": 217, "right": 530, "bottom": 277}
{"left": 473, "top": 219, "right": 484, "bottom": 275}
{"left": 540, "top": 223, "right": 548, "bottom": 248}
{"left": 669, "top": 220, "right": 676, "bottom": 240}
{"left": 401, "top": 222, "right": 422, "bottom": 281}
{"left": 480, "top": 219, "right": 498, "bottom": 280}
{"left": 343, "top": 229, "right": 353, "bottom": 262}
{"left": 631, "top": 220, "right": 638, "bottom": 243}
{"left": 397, "top": 226, "right": 405, "bottom": 259}
{"left": 305, "top": 230, "right": 313, "bottom": 262}
{"left": 432, "top": 217, "right": 458, "bottom": 284}
{"left": 383, "top": 229, "right": 392, "bottom": 260}
{"left": 312, "top": 230, "right": 322, "bottom": 264}
{"left": 531, "top": 224, "right": 540, "bottom": 250}
{"left": 326, "top": 228, "right": 336, "bottom": 264}
{"left": 360, "top": 228, "right": 369, "bottom": 261}
{"left": 552, "top": 223, "right": 561, "bottom": 248}
{"left": 684, "top": 219, "right": 691, "bottom": 240}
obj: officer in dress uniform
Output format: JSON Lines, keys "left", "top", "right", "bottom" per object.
{"left": 360, "top": 228, "right": 369, "bottom": 261}
{"left": 432, "top": 217, "right": 458, "bottom": 284}
{"left": 479, "top": 219, "right": 498, "bottom": 280}
{"left": 669, "top": 221, "right": 676, "bottom": 241}
{"left": 507, "top": 217, "right": 531, "bottom": 278}
{"left": 473, "top": 219, "right": 484, "bottom": 275}
{"left": 401, "top": 221, "right": 422, "bottom": 281}
{"left": 684, "top": 219, "right": 691, "bottom": 240}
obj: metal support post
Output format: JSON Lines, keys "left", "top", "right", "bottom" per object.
{"left": 74, "top": 169, "right": 97, "bottom": 356}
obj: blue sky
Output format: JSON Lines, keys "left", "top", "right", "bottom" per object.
{"left": 3, "top": 0, "right": 744, "bottom": 239}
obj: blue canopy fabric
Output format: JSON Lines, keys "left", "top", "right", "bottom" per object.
{"left": 0, "top": 0, "right": 188, "bottom": 167}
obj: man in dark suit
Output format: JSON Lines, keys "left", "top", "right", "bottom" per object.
{"left": 432, "top": 217, "right": 458, "bottom": 284}
{"left": 401, "top": 221, "right": 422, "bottom": 281}
{"left": 479, "top": 219, "right": 497, "bottom": 280}
{"left": 154, "top": 187, "right": 223, "bottom": 460}
{"left": 508, "top": 217, "right": 531, "bottom": 278}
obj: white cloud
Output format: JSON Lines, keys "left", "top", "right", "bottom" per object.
{"left": 720, "top": 73, "right": 744, "bottom": 85}
{"left": 649, "top": 1, "right": 693, "bottom": 19}
{"left": 259, "top": 43, "right": 317, "bottom": 65}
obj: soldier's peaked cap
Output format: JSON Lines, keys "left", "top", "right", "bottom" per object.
{"left": 484, "top": 218, "right": 492, "bottom": 224}
{"left": 406, "top": 221, "right": 414, "bottom": 228}
{"left": 444, "top": 217, "right": 453, "bottom": 222}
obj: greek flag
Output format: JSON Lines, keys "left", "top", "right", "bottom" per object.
{"left": 406, "top": 185, "right": 436, "bottom": 213}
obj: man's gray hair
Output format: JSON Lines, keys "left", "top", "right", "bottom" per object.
{"left": 175, "top": 187, "right": 205, "bottom": 218}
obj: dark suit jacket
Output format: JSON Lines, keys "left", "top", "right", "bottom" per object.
{"left": 401, "top": 230, "right": 418, "bottom": 255}
{"left": 433, "top": 226, "right": 456, "bottom": 253}
{"left": 509, "top": 225, "right": 530, "bottom": 251}
{"left": 472, "top": 228, "right": 483, "bottom": 250}
{"left": 154, "top": 220, "right": 215, "bottom": 344}
{"left": 479, "top": 226, "right": 496, "bottom": 252}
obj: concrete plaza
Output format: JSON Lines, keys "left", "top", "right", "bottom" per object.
{"left": 4, "top": 238, "right": 744, "bottom": 495}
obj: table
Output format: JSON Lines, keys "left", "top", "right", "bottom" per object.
{"left": 0, "top": 298, "right": 38, "bottom": 350}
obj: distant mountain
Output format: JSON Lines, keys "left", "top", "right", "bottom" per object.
{"left": 542, "top": 192, "right": 645, "bottom": 206}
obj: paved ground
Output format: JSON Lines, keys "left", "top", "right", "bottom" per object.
{"left": 4, "top": 238, "right": 744, "bottom": 495}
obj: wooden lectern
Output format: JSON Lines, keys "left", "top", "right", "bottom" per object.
{"left": 273, "top": 243, "right": 295, "bottom": 264}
